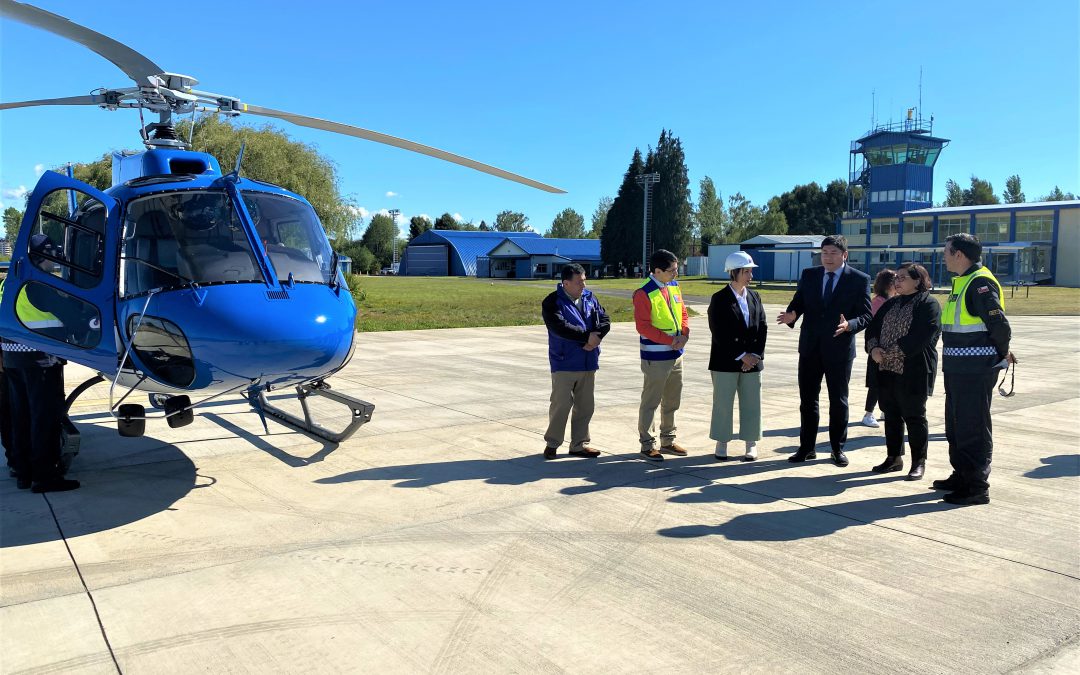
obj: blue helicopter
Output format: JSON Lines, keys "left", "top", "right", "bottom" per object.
{"left": 0, "top": 0, "right": 563, "bottom": 444}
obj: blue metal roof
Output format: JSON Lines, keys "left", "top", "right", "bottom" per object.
{"left": 403, "top": 229, "right": 541, "bottom": 276}
{"left": 498, "top": 237, "right": 601, "bottom": 260}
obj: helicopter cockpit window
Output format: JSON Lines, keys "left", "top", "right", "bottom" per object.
{"left": 28, "top": 188, "right": 106, "bottom": 290}
{"left": 241, "top": 192, "right": 334, "bottom": 284}
{"left": 121, "top": 191, "right": 265, "bottom": 297}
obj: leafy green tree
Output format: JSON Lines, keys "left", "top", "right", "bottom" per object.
{"left": 601, "top": 148, "right": 645, "bottom": 270}
{"left": 495, "top": 210, "right": 530, "bottom": 232}
{"left": 1002, "top": 175, "right": 1025, "bottom": 203}
{"left": 725, "top": 193, "right": 760, "bottom": 243}
{"left": 408, "top": 215, "right": 432, "bottom": 242}
{"left": 361, "top": 213, "right": 397, "bottom": 268}
{"left": 3, "top": 206, "right": 22, "bottom": 244}
{"left": 963, "top": 176, "right": 999, "bottom": 205}
{"left": 588, "top": 197, "right": 613, "bottom": 239}
{"left": 433, "top": 212, "right": 460, "bottom": 230}
{"left": 548, "top": 208, "right": 585, "bottom": 238}
{"left": 774, "top": 180, "right": 847, "bottom": 236}
{"left": 944, "top": 179, "right": 964, "bottom": 207}
{"left": 1041, "top": 186, "right": 1077, "bottom": 201}
{"left": 695, "top": 176, "right": 726, "bottom": 247}
{"left": 353, "top": 246, "right": 378, "bottom": 274}
{"left": 761, "top": 197, "right": 789, "bottom": 237}
{"left": 643, "top": 129, "right": 693, "bottom": 259}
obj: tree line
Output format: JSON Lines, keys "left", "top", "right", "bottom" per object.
{"left": 942, "top": 175, "right": 1076, "bottom": 207}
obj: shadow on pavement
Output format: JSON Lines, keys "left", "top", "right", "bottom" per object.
{"left": 1024, "top": 454, "right": 1080, "bottom": 479}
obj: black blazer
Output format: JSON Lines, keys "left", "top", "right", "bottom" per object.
{"left": 708, "top": 285, "right": 767, "bottom": 372}
{"left": 785, "top": 264, "right": 872, "bottom": 363}
{"left": 865, "top": 291, "right": 942, "bottom": 397}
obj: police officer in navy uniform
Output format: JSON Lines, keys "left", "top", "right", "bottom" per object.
{"left": 935, "top": 233, "right": 1014, "bottom": 506}
{"left": 1, "top": 234, "right": 79, "bottom": 493}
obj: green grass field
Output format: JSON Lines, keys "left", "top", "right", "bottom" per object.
{"left": 351, "top": 275, "right": 1080, "bottom": 331}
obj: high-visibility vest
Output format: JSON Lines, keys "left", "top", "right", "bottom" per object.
{"left": 638, "top": 277, "right": 684, "bottom": 361}
{"left": 942, "top": 265, "right": 1003, "bottom": 372}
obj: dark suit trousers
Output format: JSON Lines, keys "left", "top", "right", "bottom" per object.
{"left": 876, "top": 371, "right": 929, "bottom": 461}
{"left": 798, "top": 351, "right": 852, "bottom": 453}
{"left": 5, "top": 363, "right": 65, "bottom": 482}
{"left": 944, "top": 371, "right": 997, "bottom": 494}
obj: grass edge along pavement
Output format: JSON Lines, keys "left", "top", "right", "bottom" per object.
{"left": 349, "top": 275, "right": 1080, "bottom": 332}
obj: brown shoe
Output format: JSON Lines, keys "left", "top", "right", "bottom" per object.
{"left": 569, "top": 447, "right": 601, "bottom": 458}
{"left": 660, "top": 443, "right": 688, "bottom": 456}
{"left": 641, "top": 448, "right": 665, "bottom": 462}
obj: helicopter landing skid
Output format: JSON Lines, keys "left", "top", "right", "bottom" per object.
{"left": 254, "top": 381, "right": 374, "bottom": 444}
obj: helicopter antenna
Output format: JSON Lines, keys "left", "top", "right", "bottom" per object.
{"left": 137, "top": 106, "right": 148, "bottom": 143}
{"left": 233, "top": 142, "right": 246, "bottom": 178}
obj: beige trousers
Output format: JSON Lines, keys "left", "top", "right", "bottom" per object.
{"left": 544, "top": 370, "right": 596, "bottom": 451}
{"left": 709, "top": 370, "right": 762, "bottom": 443}
{"left": 638, "top": 356, "right": 683, "bottom": 450}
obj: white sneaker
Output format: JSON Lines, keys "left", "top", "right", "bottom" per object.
{"left": 743, "top": 442, "right": 758, "bottom": 462}
{"left": 861, "top": 413, "right": 880, "bottom": 428}
{"left": 714, "top": 441, "right": 729, "bottom": 461}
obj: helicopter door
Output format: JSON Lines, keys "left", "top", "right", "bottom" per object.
{"left": 0, "top": 171, "right": 120, "bottom": 374}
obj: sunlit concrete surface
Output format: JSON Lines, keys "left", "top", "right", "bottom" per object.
{"left": 2, "top": 304, "right": 1077, "bottom": 673}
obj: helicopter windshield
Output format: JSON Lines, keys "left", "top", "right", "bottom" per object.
{"left": 121, "top": 191, "right": 265, "bottom": 296}
{"left": 241, "top": 192, "right": 335, "bottom": 285}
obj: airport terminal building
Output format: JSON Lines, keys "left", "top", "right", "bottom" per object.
{"left": 839, "top": 113, "right": 1079, "bottom": 287}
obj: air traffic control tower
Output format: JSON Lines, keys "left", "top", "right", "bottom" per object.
{"left": 848, "top": 109, "right": 949, "bottom": 217}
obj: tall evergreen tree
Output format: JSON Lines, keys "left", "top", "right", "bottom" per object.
{"left": 1003, "top": 175, "right": 1025, "bottom": 203}
{"left": 588, "top": 196, "right": 613, "bottom": 239}
{"left": 963, "top": 176, "right": 999, "bottom": 205}
{"left": 644, "top": 129, "right": 693, "bottom": 259}
{"left": 944, "top": 179, "right": 965, "bottom": 207}
{"left": 601, "top": 148, "right": 645, "bottom": 270}
{"left": 1041, "top": 186, "right": 1077, "bottom": 201}
{"left": 774, "top": 180, "right": 846, "bottom": 236}
{"left": 695, "top": 176, "right": 726, "bottom": 247}
{"left": 408, "top": 215, "right": 432, "bottom": 242}
{"left": 433, "top": 212, "right": 460, "bottom": 230}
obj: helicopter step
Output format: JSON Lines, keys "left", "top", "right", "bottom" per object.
{"left": 254, "top": 381, "right": 374, "bottom": 444}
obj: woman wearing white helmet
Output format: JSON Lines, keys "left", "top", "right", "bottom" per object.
{"left": 707, "top": 251, "right": 768, "bottom": 461}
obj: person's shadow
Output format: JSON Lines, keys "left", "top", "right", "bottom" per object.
{"left": 1024, "top": 455, "right": 1080, "bottom": 479}
{"left": 658, "top": 471, "right": 951, "bottom": 541}
{"left": 1, "top": 433, "right": 199, "bottom": 548}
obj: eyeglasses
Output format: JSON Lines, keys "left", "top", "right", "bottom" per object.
{"left": 663, "top": 266, "right": 678, "bottom": 274}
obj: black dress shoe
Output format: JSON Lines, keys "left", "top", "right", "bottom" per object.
{"left": 543, "top": 446, "right": 558, "bottom": 460}
{"left": 932, "top": 476, "right": 963, "bottom": 491}
{"left": 906, "top": 463, "right": 925, "bottom": 481}
{"left": 872, "top": 456, "right": 903, "bottom": 473}
{"left": 788, "top": 449, "right": 817, "bottom": 463}
{"left": 831, "top": 450, "right": 849, "bottom": 467}
{"left": 943, "top": 490, "right": 989, "bottom": 506}
{"left": 16, "top": 476, "right": 31, "bottom": 490}
{"left": 31, "top": 478, "right": 80, "bottom": 493}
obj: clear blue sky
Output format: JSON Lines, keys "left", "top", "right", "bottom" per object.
{"left": 2, "top": 0, "right": 1077, "bottom": 238}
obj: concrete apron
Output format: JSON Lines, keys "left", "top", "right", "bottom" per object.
{"left": 1, "top": 305, "right": 1077, "bottom": 673}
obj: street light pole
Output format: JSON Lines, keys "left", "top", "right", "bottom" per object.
{"left": 635, "top": 172, "right": 660, "bottom": 277}
{"left": 388, "top": 209, "right": 400, "bottom": 272}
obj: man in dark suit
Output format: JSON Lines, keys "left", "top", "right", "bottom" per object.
{"left": 776, "top": 235, "right": 872, "bottom": 467}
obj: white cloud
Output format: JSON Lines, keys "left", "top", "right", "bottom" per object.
{"left": 33, "top": 164, "right": 45, "bottom": 176}
{"left": 418, "top": 213, "right": 431, "bottom": 222}
{"left": 2, "top": 185, "right": 29, "bottom": 201}
{"left": 347, "top": 205, "right": 369, "bottom": 221}
{"left": 452, "top": 213, "right": 464, "bottom": 222}
{"left": 385, "top": 191, "right": 398, "bottom": 198}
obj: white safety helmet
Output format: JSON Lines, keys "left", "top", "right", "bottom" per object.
{"left": 724, "top": 250, "right": 758, "bottom": 272}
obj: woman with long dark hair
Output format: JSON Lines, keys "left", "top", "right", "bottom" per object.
{"left": 866, "top": 263, "right": 941, "bottom": 480}
{"left": 861, "top": 268, "right": 897, "bottom": 428}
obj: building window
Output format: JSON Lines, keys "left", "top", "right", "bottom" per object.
{"left": 938, "top": 217, "right": 968, "bottom": 240}
{"left": 904, "top": 219, "right": 931, "bottom": 234}
{"left": 536, "top": 263, "right": 548, "bottom": 274}
{"left": 842, "top": 221, "right": 866, "bottom": 236}
{"left": 975, "top": 215, "right": 1010, "bottom": 243}
{"left": 1016, "top": 214, "right": 1053, "bottom": 241}
{"left": 871, "top": 220, "right": 899, "bottom": 235}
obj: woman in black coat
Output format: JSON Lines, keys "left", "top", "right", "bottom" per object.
{"left": 708, "top": 251, "right": 768, "bottom": 461}
{"left": 865, "top": 263, "right": 942, "bottom": 480}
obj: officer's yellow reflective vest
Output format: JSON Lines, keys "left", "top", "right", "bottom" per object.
{"left": 638, "top": 277, "right": 684, "bottom": 361}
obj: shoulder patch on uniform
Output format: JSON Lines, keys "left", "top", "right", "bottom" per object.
{"left": 989, "top": 309, "right": 1001, "bottom": 316}
{"left": 977, "top": 285, "right": 990, "bottom": 293}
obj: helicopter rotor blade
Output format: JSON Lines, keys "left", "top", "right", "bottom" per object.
{"left": 0, "top": 93, "right": 114, "bottom": 111}
{"left": 241, "top": 104, "right": 566, "bottom": 194}
{"left": 0, "top": 0, "right": 165, "bottom": 85}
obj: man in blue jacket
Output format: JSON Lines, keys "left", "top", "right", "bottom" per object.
{"left": 541, "top": 263, "right": 611, "bottom": 459}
